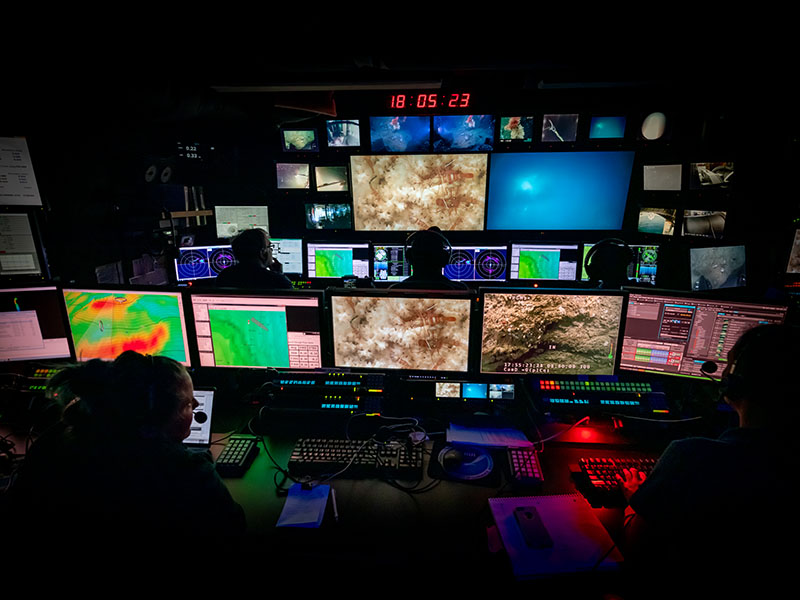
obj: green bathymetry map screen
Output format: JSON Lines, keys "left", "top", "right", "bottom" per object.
{"left": 518, "top": 249, "right": 561, "bottom": 279}
{"left": 315, "top": 248, "right": 353, "bottom": 277}
{"left": 208, "top": 307, "right": 291, "bottom": 368}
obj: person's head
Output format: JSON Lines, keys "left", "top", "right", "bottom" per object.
{"left": 405, "top": 226, "right": 452, "bottom": 274}
{"left": 584, "top": 238, "right": 634, "bottom": 288}
{"left": 721, "top": 323, "right": 800, "bottom": 428}
{"left": 231, "top": 228, "right": 273, "bottom": 267}
{"left": 49, "top": 350, "right": 197, "bottom": 441}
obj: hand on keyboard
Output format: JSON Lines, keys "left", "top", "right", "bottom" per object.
{"left": 616, "top": 468, "right": 647, "bottom": 501}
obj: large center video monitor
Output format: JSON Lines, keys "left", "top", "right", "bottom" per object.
{"left": 486, "top": 151, "right": 635, "bottom": 230}
{"left": 619, "top": 291, "right": 788, "bottom": 380}
{"left": 306, "top": 241, "right": 370, "bottom": 279}
{"left": 61, "top": 287, "right": 191, "bottom": 365}
{"left": 1, "top": 285, "right": 72, "bottom": 362}
{"left": 479, "top": 289, "right": 626, "bottom": 375}
{"left": 329, "top": 289, "right": 474, "bottom": 373}
{"left": 445, "top": 245, "right": 508, "bottom": 282}
{"left": 190, "top": 291, "right": 323, "bottom": 370}
{"left": 509, "top": 242, "right": 579, "bottom": 281}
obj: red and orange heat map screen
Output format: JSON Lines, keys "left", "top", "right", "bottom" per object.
{"left": 62, "top": 289, "right": 190, "bottom": 365}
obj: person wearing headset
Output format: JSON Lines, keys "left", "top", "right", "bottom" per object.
{"left": 616, "top": 324, "right": 798, "bottom": 598}
{"left": 584, "top": 238, "right": 636, "bottom": 289}
{"left": 215, "top": 227, "right": 293, "bottom": 289}
{"left": 390, "top": 226, "right": 469, "bottom": 290}
{"left": 3, "top": 350, "right": 246, "bottom": 554}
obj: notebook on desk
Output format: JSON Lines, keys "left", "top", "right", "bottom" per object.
{"left": 184, "top": 388, "right": 215, "bottom": 452}
{"left": 489, "top": 493, "right": 623, "bottom": 580}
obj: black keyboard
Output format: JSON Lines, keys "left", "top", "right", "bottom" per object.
{"left": 576, "top": 456, "right": 657, "bottom": 506}
{"left": 288, "top": 438, "right": 424, "bottom": 479}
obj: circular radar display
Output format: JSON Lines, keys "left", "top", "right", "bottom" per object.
{"left": 447, "top": 249, "right": 475, "bottom": 280}
{"left": 209, "top": 248, "right": 236, "bottom": 275}
{"left": 640, "top": 247, "right": 658, "bottom": 263}
{"left": 475, "top": 249, "right": 507, "bottom": 279}
{"left": 177, "top": 250, "right": 210, "bottom": 280}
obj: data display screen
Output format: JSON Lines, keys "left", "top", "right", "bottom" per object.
{"left": 306, "top": 242, "right": 370, "bottom": 278}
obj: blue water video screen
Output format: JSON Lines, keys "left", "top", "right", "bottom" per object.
{"left": 370, "top": 116, "right": 431, "bottom": 152}
{"left": 433, "top": 115, "right": 495, "bottom": 151}
{"left": 486, "top": 151, "right": 635, "bottom": 231}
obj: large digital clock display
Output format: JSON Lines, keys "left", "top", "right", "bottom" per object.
{"left": 388, "top": 92, "right": 471, "bottom": 110}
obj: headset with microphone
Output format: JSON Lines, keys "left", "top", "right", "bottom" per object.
{"left": 404, "top": 227, "right": 452, "bottom": 268}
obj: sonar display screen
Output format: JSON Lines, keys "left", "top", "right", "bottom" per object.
{"left": 62, "top": 288, "right": 190, "bottom": 365}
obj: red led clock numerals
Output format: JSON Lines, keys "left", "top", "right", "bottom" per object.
{"left": 448, "top": 93, "right": 470, "bottom": 108}
{"left": 389, "top": 93, "right": 470, "bottom": 110}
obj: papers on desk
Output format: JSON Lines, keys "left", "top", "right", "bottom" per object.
{"left": 276, "top": 483, "right": 330, "bottom": 528}
{"left": 489, "top": 493, "right": 623, "bottom": 580}
{"left": 446, "top": 423, "right": 533, "bottom": 448}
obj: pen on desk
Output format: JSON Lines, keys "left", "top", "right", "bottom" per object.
{"left": 331, "top": 488, "right": 339, "bottom": 522}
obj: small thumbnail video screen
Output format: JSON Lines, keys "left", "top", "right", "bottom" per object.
{"left": 589, "top": 116, "right": 627, "bottom": 139}
{"left": 643, "top": 164, "right": 682, "bottom": 191}
{"left": 480, "top": 291, "right": 625, "bottom": 375}
{"left": 690, "top": 246, "right": 746, "bottom": 291}
{"left": 786, "top": 229, "right": 800, "bottom": 274}
{"left": 276, "top": 163, "right": 310, "bottom": 189}
{"left": 638, "top": 208, "right": 676, "bottom": 236}
{"left": 330, "top": 293, "right": 472, "bottom": 372}
{"left": 580, "top": 244, "right": 659, "bottom": 285}
{"left": 270, "top": 238, "right": 303, "bottom": 275}
{"left": 215, "top": 205, "right": 269, "bottom": 239}
{"left": 433, "top": 115, "right": 495, "bottom": 151}
{"left": 175, "top": 245, "right": 236, "bottom": 282}
{"left": 689, "top": 162, "right": 733, "bottom": 189}
{"left": 499, "top": 116, "right": 535, "bottom": 142}
{"left": 369, "top": 116, "right": 431, "bottom": 152}
{"left": 682, "top": 210, "right": 726, "bottom": 239}
{"left": 351, "top": 154, "right": 488, "bottom": 231}
{"left": 314, "top": 166, "right": 349, "bottom": 192}
{"left": 62, "top": 288, "right": 190, "bottom": 365}
{"left": 541, "top": 114, "right": 579, "bottom": 142}
{"left": 326, "top": 119, "right": 361, "bottom": 147}
{"left": 444, "top": 246, "right": 508, "bottom": 281}
{"left": 306, "top": 242, "right": 370, "bottom": 278}
{"left": 373, "top": 244, "right": 413, "bottom": 282}
{"left": 281, "top": 129, "right": 319, "bottom": 152}
{"left": 305, "top": 203, "right": 352, "bottom": 229}
{"left": 509, "top": 243, "right": 579, "bottom": 281}
{"left": 0, "top": 286, "right": 71, "bottom": 362}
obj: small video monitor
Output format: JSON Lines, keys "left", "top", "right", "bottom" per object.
{"left": 306, "top": 242, "right": 370, "bottom": 279}
{"left": 581, "top": 244, "right": 659, "bottom": 286}
{"left": 432, "top": 115, "right": 495, "bottom": 151}
{"left": 689, "top": 162, "right": 733, "bottom": 189}
{"left": 373, "top": 244, "right": 413, "bottom": 282}
{"left": 369, "top": 116, "right": 431, "bottom": 152}
{"left": 589, "top": 116, "right": 627, "bottom": 139}
{"left": 479, "top": 289, "right": 626, "bottom": 376}
{"left": 445, "top": 245, "right": 508, "bottom": 282}
{"left": 541, "top": 114, "right": 579, "bottom": 142}
{"left": 329, "top": 289, "right": 473, "bottom": 373}
{"left": 276, "top": 163, "right": 310, "bottom": 189}
{"left": 509, "top": 243, "right": 579, "bottom": 281}
{"left": 280, "top": 128, "right": 319, "bottom": 152}
{"left": 690, "top": 245, "right": 746, "bottom": 290}
{"left": 499, "top": 116, "right": 535, "bottom": 142}
{"left": 314, "top": 166, "right": 349, "bottom": 192}
{"left": 682, "top": 210, "right": 726, "bottom": 239}
{"left": 270, "top": 238, "right": 303, "bottom": 275}
{"left": 643, "top": 164, "right": 682, "bottom": 191}
{"left": 190, "top": 290, "right": 323, "bottom": 370}
{"left": 786, "top": 229, "right": 800, "bottom": 274}
{"left": 620, "top": 290, "right": 787, "bottom": 379}
{"left": 325, "top": 119, "right": 361, "bottom": 148}
{"left": 0, "top": 213, "right": 43, "bottom": 277}
{"left": 0, "top": 285, "right": 72, "bottom": 362}
{"left": 61, "top": 287, "right": 191, "bottom": 366}
{"left": 304, "top": 203, "right": 353, "bottom": 229}
{"left": 175, "top": 245, "right": 236, "bottom": 282}
{"left": 215, "top": 205, "right": 269, "bottom": 239}
{"left": 638, "top": 208, "right": 676, "bottom": 236}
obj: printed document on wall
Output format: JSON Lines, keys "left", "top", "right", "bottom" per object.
{"left": 0, "top": 137, "right": 43, "bottom": 206}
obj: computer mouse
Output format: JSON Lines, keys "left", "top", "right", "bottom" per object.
{"left": 441, "top": 447, "right": 465, "bottom": 471}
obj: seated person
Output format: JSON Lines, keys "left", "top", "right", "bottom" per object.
{"left": 390, "top": 227, "right": 469, "bottom": 291}
{"left": 215, "top": 228, "right": 293, "bottom": 289}
{"left": 583, "top": 238, "right": 635, "bottom": 289}
{"left": 3, "top": 350, "right": 246, "bottom": 552}
{"left": 617, "top": 324, "right": 799, "bottom": 597}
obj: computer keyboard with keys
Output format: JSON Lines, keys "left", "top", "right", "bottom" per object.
{"left": 288, "top": 438, "right": 424, "bottom": 480}
{"left": 575, "top": 456, "right": 657, "bottom": 507}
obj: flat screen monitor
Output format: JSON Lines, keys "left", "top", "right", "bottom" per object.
{"left": 0, "top": 213, "right": 43, "bottom": 277}
{"left": 509, "top": 243, "right": 579, "bottom": 281}
{"left": 306, "top": 242, "right": 370, "bottom": 279}
{"left": 280, "top": 128, "right": 319, "bottom": 152}
{"left": 486, "top": 151, "right": 634, "bottom": 231}
{"left": 325, "top": 119, "right": 361, "bottom": 148}
{"left": 190, "top": 291, "right": 323, "bottom": 370}
{"left": 215, "top": 206, "right": 269, "bottom": 239}
{"left": 314, "top": 166, "right": 349, "bottom": 192}
{"left": 175, "top": 245, "right": 236, "bottom": 282}
{"left": 329, "top": 289, "right": 473, "bottom": 373}
{"left": 682, "top": 210, "right": 726, "bottom": 239}
{"left": 350, "top": 154, "right": 488, "bottom": 231}
{"left": 445, "top": 245, "right": 508, "bottom": 282}
{"left": 276, "top": 163, "right": 310, "bottom": 189}
{"left": 432, "top": 115, "right": 495, "bottom": 151}
{"left": 304, "top": 203, "right": 352, "bottom": 229}
{"left": 369, "top": 116, "right": 431, "bottom": 152}
{"left": 638, "top": 207, "right": 677, "bottom": 236}
{"left": 690, "top": 245, "right": 746, "bottom": 291}
{"left": 479, "top": 289, "right": 626, "bottom": 375}
{"left": 270, "top": 238, "right": 303, "bottom": 275}
{"left": 61, "top": 287, "right": 191, "bottom": 365}
{"left": 580, "top": 243, "right": 659, "bottom": 285}
{"left": 589, "top": 116, "right": 627, "bottom": 139}
{"left": 373, "top": 244, "right": 412, "bottom": 282}
{"left": 0, "top": 285, "right": 72, "bottom": 362}
{"left": 620, "top": 291, "right": 788, "bottom": 380}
